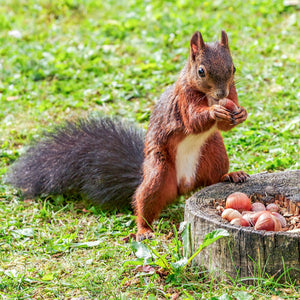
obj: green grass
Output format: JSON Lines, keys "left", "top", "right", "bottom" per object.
{"left": 0, "top": 0, "right": 299, "bottom": 298}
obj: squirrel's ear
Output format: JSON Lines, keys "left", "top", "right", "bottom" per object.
{"left": 190, "top": 31, "right": 205, "bottom": 60}
{"left": 220, "top": 30, "right": 229, "bottom": 49}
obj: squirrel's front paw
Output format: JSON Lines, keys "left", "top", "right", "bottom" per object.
{"left": 210, "top": 103, "right": 247, "bottom": 127}
{"left": 230, "top": 106, "right": 247, "bottom": 125}
{"left": 209, "top": 105, "right": 232, "bottom": 122}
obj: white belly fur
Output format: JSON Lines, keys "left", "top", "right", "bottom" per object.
{"left": 175, "top": 126, "right": 217, "bottom": 185}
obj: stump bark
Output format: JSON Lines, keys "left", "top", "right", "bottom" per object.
{"left": 184, "top": 170, "right": 300, "bottom": 282}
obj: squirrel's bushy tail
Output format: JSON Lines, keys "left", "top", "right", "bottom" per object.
{"left": 6, "top": 116, "right": 145, "bottom": 208}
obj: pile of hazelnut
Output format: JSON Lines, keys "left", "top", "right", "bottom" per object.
{"left": 218, "top": 192, "right": 287, "bottom": 231}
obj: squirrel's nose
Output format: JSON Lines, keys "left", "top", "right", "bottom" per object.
{"left": 214, "top": 89, "right": 229, "bottom": 99}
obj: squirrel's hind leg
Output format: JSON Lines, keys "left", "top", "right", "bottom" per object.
{"left": 134, "top": 159, "right": 177, "bottom": 241}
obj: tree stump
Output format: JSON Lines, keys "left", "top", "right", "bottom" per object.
{"left": 184, "top": 170, "right": 300, "bottom": 282}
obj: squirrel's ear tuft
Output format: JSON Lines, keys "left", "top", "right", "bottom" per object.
{"left": 190, "top": 31, "right": 205, "bottom": 60}
{"left": 220, "top": 30, "right": 229, "bottom": 49}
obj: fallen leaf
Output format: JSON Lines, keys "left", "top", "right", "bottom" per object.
{"left": 41, "top": 273, "right": 54, "bottom": 281}
{"left": 135, "top": 265, "right": 155, "bottom": 273}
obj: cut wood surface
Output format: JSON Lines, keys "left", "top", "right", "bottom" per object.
{"left": 184, "top": 170, "right": 300, "bottom": 282}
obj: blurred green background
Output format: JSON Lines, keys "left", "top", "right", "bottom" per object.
{"left": 0, "top": 1, "right": 299, "bottom": 298}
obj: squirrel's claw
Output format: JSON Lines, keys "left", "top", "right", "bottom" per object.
{"left": 229, "top": 107, "right": 247, "bottom": 125}
{"left": 211, "top": 105, "right": 232, "bottom": 121}
{"left": 221, "top": 171, "right": 250, "bottom": 183}
{"left": 230, "top": 116, "right": 237, "bottom": 125}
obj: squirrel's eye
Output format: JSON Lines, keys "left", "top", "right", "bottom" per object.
{"left": 233, "top": 66, "right": 236, "bottom": 74}
{"left": 198, "top": 67, "right": 205, "bottom": 77}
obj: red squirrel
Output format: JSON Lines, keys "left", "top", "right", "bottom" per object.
{"left": 6, "top": 30, "right": 248, "bottom": 241}
{"left": 134, "top": 31, "right": 248, "bottom": 240}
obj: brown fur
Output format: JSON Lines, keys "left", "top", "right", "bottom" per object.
{"left": 134, "top": 31, "right": 248, "bottom": 240}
